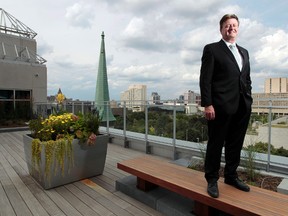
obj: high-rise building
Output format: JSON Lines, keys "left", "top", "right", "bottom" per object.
{"left": 183, "top": 90, "right": 201, "bottom": 104}
{"left": 253, "top": 77, "right": 288, "bottom": 114}
{"left": 120, "top": 84, "right": 147, "bottom": 112}
{"left": 184, "top": 90, "right": 193, "bottom": 104}
{"left": 183, "top": 90, "right": 201, "bottom": 105}
{"left": 265, "top": 78, "right": 288, "bottom": 93}
{"left": 178, "top": 95, "right": 184, "bottom": 103}
{"left": 0, "top": 9, "right": 47, "bottom": 119}
{"left": 151, "top": 92, "right": 161, "bottom": 104}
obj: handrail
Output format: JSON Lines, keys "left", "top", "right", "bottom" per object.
{"left": 33, "top": 99, "right": 288, "bottom": 173}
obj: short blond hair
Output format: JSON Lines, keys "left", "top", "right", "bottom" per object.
{"left": 219, "top": 14, "right": 239, "bottom": 30}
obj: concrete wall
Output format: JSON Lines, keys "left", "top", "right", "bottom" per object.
{"left": 0, "top": 33, "right": 37, "bottom": 62}
{"left": 0, "top": 60, "right": 47, "bottom": 104}
{"left": 0, "top": 32, "right": 47, "bottom": 106}
{"left": 106, "top": 130, "right": 288, "bottom": 176}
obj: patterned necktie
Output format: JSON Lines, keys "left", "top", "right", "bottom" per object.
{"left": 229, "top": 44, "right": 242, "bottom": 70}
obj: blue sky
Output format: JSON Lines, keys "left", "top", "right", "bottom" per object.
{"left": 1, "top": 0, "right": 288, "bottom": 101}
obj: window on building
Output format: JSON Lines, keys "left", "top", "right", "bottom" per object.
{"left": 0, "top": 89, "right": 32, "bottom": 120}
{"left": 0, "top": 90, "right": 13, "bottom": 99}
{"left": 15, "top": 90, "right": 31, "bottom": 99}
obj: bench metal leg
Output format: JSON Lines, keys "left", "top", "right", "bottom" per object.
{"left": 124, "top": 139, "right": 129, "bottom": 148}
{"left": 194, "top": 201, "right": 221, "bottom": 216}
{"left": 137, "top": 177, "right": 158, "bottom": 191}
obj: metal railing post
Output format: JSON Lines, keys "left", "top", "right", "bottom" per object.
{"left": 106, "top": 101, "right": 110, "bottom": 135}
{"left": 81, "top": 102, "right": 84, "bottom": 114}
{"left": 145, "top": 100, "right": 150, "bottom": 154}
{"left": 172, "top": 100, "right": 176, "bottom": 160}
{"left": 123, "top": 101, "right": 129, "bottom": 148}
{"left": 267, "top": 100, "right": 272, "bottom": 172}
{"left": 72, "top": 102, "right": 75, "bottom": 114}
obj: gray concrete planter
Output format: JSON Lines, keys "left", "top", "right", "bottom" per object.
{"left": 23, "top": 134, "right": 108, "bottom": 189}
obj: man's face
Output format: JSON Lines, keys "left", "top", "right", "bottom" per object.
{"left": 220, "top": 18, "right": 239, "bottom": 41}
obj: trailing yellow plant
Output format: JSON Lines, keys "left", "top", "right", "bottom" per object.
{"left": 28, "top": 112, "right": 101, "bottom": 181}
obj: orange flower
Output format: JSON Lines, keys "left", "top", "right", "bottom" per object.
{"left": 87, "top": 133, "right": 97, "bottom": 145}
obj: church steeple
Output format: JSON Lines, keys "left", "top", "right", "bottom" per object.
{"left": 94, "top": 31, "right": 115, "bottom": 122}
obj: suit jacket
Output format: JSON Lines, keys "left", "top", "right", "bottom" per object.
{"left": 200, "top": 39, "right": 253, "bottom": 114}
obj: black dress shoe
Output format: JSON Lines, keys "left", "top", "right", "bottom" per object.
{"left": 224, "top": 178, "right": 250, "bottom": 192}
{"left": 207, "top": 182, "right": 219, "bottom": 198}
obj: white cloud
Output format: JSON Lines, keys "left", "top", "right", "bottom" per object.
{"left": 65, "top": 2, "right": 95, "bottom": 28}
{"left": 2, "top": 0, "right": 288, "bottom": 100}
{"left": 256, "top": 30, "right": 288, "bottom": 70}
{"left": 123, "top": 17, "right": 145, "bottom": 37}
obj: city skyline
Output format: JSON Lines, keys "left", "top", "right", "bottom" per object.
{"left": 1, "top": 0, "right": 288, "bottom": 101}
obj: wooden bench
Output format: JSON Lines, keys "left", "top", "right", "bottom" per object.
{"left": 117, "top": 156, "right": 288, "bottom": 216}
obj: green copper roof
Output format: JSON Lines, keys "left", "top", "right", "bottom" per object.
{"left": 94, "top": 31, "right": 116, "bottom": 122}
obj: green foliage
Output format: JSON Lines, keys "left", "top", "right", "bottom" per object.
{"left": 277, "top": 121, "right": 286, "bottom": 125}
{"left": 29, "top": 116, "right": 44, "bottom": 136}
{"left": 244, "top": 141, "right": 288, "bottom": 157}
{"left": 82, "top": 112, "right": 100, "bottom": 135}
{"left": 245, "top": 142, "right": 275, "bottom": 153}
{"left": 243, "top": 145, "right": 259, "bottom": 182}
{"left": 31, "top": 135, "right": 74, "bottom": 183}
{"left": 114, "top": 110, "right": 208, "bottom": 142}
{"left": 250, "top": 113, "right": 277, "bottom": 125}
{"left": 274, "top": 147, "right": 288, "bottom": 157}
{"left": 114, "top": 110, "right": 288, "bottom": 157}
{"left": 114, "top": 116, "right": 124, "bottom": 129}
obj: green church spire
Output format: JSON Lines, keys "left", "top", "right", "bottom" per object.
{"left": 94, "top": 31, "right": 115, "bottom": 122}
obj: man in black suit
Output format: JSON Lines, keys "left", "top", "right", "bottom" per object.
{"left": 199, "top": 14, "right": 253, "bottom": 198}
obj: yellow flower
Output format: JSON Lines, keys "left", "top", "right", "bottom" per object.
{"left": 56, "top": 93, "right": 65, "bottom": 104}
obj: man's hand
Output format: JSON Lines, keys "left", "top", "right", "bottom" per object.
{"left": 204, "top": 105, "right": 215, "bottom": 120}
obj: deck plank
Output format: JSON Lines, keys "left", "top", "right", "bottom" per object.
{"left": 0, "top": 178, "right": 16, "bottom": 216}
{"left": 0, "top": 150, "right": 32, "bottom": 216}
{"left": 55, "top": 185, "right": 100, "bottom": 216}
{"left": 65, "top": 183, "right": 110, "bottom": 216}
{"left": 78, "top": 179, "right": 134, "bottom": 216}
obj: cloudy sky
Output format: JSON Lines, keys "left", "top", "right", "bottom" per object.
{"left": 1, "top": 0, "right": 288, "bottom": 101}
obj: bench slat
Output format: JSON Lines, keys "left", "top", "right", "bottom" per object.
{"left": 117, "top": 156, "right": 288, "bottom": 216}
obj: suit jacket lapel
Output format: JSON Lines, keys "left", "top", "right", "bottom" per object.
{"left": 237, "top": 45, "right": 247, "bottom": 72}
{"left": 219, "top": 40, "right": 239, "bottom": 68}
{"left": 219, "top": 40, "right": 245, "bottom": 72}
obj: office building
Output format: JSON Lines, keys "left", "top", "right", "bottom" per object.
{"left": 265, "top": 77, "right": 288, "bottom": 93}
{"left": 253, "top": 77, "right": 288, "bottom": 115}
{"left": 151, "top": 92, "right": 161, "bottom": 104}
{"left": 120, "top": 84, "right": 147, "bottom": 112}
{"left": 183, "top": 90, "right": 201, "bottom": 105}
{"left": 184, "top": 90, "right": 193, "bottom": 104}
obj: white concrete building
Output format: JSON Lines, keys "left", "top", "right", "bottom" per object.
{"left": 265, "top": 77, "right": 288, "bottom": 93}
{"left": 120, "top": 84, "right": 147, "bottom": 112}
{"left": 253, "top": 77, "right": 288, "bottom": 115}
{"left": 0, "top": 9, "right": 47, "bottom": 119}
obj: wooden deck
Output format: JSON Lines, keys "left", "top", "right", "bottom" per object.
{"left": 0, "top": 130, "right": 165, "bottom": 216}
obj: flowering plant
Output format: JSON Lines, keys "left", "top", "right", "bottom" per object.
{"left": 29, "top": 112, "right": 100, "bottom": 145}
{"left": 28, "top": 112, "right": 101, "bottom": 180}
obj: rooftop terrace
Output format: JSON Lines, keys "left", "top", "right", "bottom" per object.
{"left": 1, "top": 127, "right": 288, "bottom": 216}
{"left": 0, "top": 130, "right": 165, "bottom": 216}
